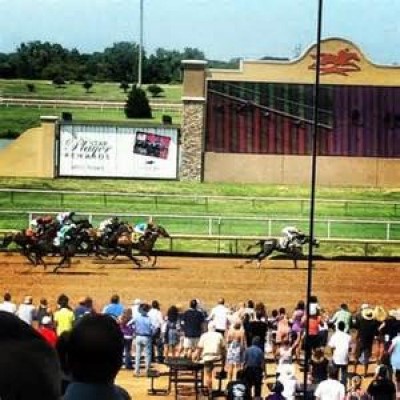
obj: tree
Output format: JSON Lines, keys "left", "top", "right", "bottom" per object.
{"left": 120, "top": 81, "right": 130, "bottom": 93}
{"left": 147, "top": 84, "right": 164, "bottom": 98}
{"left": 26, "top": 83, "right": 35, "bottom": 92}
{"left": 125, "top": 85, "right": 152, "bottom": 119}
{"left": 83, "top": 80, "right": 93, "bottom": 93}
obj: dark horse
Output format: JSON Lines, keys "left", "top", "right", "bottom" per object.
{"left": 109, "top": 224, "right": 170, "bottom": 268}
{"left": 244, "top": 234, "right": 319, "bottom": 269}
{"left": 132, "top": 225, "right": 170, "bottom": 267}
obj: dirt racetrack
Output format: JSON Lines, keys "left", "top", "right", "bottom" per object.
{"left": 1, "top": 253, "right": 399, "bottom": 398}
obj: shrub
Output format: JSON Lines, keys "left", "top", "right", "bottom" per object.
{"left": 162, "top": 115, "right": 172, "bottom": 125}
{"left": 26, "top": 83, "right": 35, "bottom": 93}
{"left": 119, "top": 81, "right": 130, "bottom": 93}
{"left": 52, "top": 76, "right": 65, "bottom": 88}
{"left": 83, "top": 80, "right": 93, "bottom": 93}
{"left": 147, "top": 84, "right": 164, "bottom": 98}
{"left": 125, "top": 86, "right": 152, "bottom": 119}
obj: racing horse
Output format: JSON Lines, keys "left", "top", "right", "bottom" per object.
{"left": 244, "top": 234, "right": 319, "bottom": 269}
{"left": 1, "top": 225, "right": 73, "bottom": 272}
{"left": 132, "top": 224, "right": 170, "bottom": 267}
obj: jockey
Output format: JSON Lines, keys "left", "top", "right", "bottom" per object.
{"left": 280, "top": 226, "right": 304, "bottom": 249}
{"left": 53, "top": 220, "right": 76, "bottom": 247}
{"left": 56, "top": 211, "right": 76, "bottom": 226}
{"left": 133, "top": 218, "right": 154, "bottom": 241}
{"left": 35, "top": 215, "right": 54, "bottom": 236}
{"left": 98, "top": 216, "right": 120, "bottom": 243}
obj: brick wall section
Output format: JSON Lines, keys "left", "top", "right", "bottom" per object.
{"left": 180, "top": 100, "right": 205, "bottom": 181}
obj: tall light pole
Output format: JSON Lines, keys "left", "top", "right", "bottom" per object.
{"left": 138, "top": 0, "right": 144, "bottom": 87}
{"left": 303, "top": 0, "right": 323, "bottom": 396}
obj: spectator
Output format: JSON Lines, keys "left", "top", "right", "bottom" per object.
{"left": 310, "top": 347, "right": 329, "bottom": 384}
{"left": 266, "top": 381, "right": 286, "bottom": 400}
{"left": 131, "top": 298, "right": 142, "bottom": 319}
{"left": 0, "top": 292, "right": 17, "bottom": 314}
{"left": 331, "top": 304, "right": 353, "bottom": 333}
{"left": 366, "top": 365, "right": 396, "bottom": 400}
{"left": 16, "top": 295, "right": 35, "bottom": 325}
{"left": 353, "top": 304, "right": 379, "bottom": 377}
{"left": 276, "top": 307, "right": 290, "bottom": 346}
{"left": 63, "top": 314, "right": 128, "bottom": 400}
{"left": 388, "top": 329, "right": 400, "bottom": 394}
{"left": 0, "top": 310, "right": 61, "bottom": 400}
{"left": 226, "top": 320, "right": 246, "bottom": 381}
{"left": 182, "top": 299, "right": 205, "bottom": 358}
{"left": 314, "top": 364, "right": 345, "bottom": 400}
{"left": 119, "top": 308, "right": 135, "bottom": 370}
{"left": 148, "top": 299, "right": 164, "bottom": 363}
{"left": 346, "top": 375, "right": 369, "bottom": 400}
{"left": 164, "top": 305, "right": 181, "bottom": 359}
{"left": 290, "top": 300, "right": 305, "bottom": 363}
{"left": 208, "top": 298, "right": 230, "bottom": 336}
{"left": 102, "top": 294, "right": 124, "bottom": 319}
{"left": 54, "top": 293, "right": 75, "bottom": 336}
{"left": 38, "top": 315, "right": 58, "bottom": 347}
{"left": 56, "top": 331, "right": 72, "bottom": 395}
{"left": 328, "top": 320, "right": 352, "bottom": 388}
{"left": 35, "top": 297, "right": 52, "bottom": 327}
{"left": 243, "top": 336, "right": 264, "bottom": 400}
{"left": 74, "top": 296, "right": 94, "bottom": 322}
{"left": 277, "top": 363, "right": 298, "bottom": 400}
{"left": 134, "top": 303, "right": 154, "bottom": 377}
{"left": 226, "top": 369, "right": 251, "bottom": 400}
{"left": 195, "top": 322, "right": 226, "bottom": 390}
{"left": 248, "top": 311, "right": 268, "bottom": 354}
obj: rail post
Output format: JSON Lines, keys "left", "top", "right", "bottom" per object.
{"left": 208, "top": 218, "right": 213, "bottom": 235}
{"left": 344, "top": 201, "right": 349, "bottom": 216}
{"left": 327, "top": 220, "right": 331, "bottom": 239}
{"left": 103, "top": 193, "right": 107, "bottom": 206}
{"left": 205, "top": 197, "right": 209, "bottom": 212}
{"left": 386, "top": 223, "right": 391, "bottom": 240}
{"left": 268, "top": 219, "right": 272, "bottom": 236}
{"left": 60, "top": 193, "right": 64, "bottom": 206}
{"left": 300, "top": 200, "right": 305, "bottom": 215}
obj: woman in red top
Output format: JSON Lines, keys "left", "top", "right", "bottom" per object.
{"left": 38, "top": 316, "right": 58, "bottom": 347}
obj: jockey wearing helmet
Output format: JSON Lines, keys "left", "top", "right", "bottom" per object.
{"left": 98, "top": 216, "right": 120, "bottom": 243}
{"left": 133, "top": 217, "right": 154, "bottom": 241}
{"left": 280, "top": 226, "right": 304, "bottom": 249}
{"left": 53, "top": 219, "right": 76, "bottom": 247}
{"left": 56, "top": 211, "right": 76, "bottom": 226}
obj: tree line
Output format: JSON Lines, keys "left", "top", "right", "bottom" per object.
{"left": 0, "top": 41, "right": 239, "bottom": 84}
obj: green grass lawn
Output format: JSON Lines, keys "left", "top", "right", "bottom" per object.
{"left": 0, "top": 79, "right": 182, "bottom": 102}
{"left": 0, "top": 105, "right": 182, "bottom": 137}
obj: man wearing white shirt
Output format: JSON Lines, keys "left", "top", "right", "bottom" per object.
{"left": 148, "top": 300, "right": 164, "bottom": 363}
{"left": 0, "top": 292, "right": 17, "bottom": 314}
{"left": 17, "top": 296, "right": 35, "bottom": 325}
{"left": 315, "top": 365, "right": 345, "bottom": 400}
{"left": 328, "top": 321, "right": 352, "bottom": 389}
{"left": 208, "top": 298, "right": 229, "bottom": 336}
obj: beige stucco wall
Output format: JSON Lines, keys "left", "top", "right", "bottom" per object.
{"left": 0, "top": 117, "right": 57, "bottom": 178}
{"left": 204, "top": 153, "right": 399, "bottom": 187}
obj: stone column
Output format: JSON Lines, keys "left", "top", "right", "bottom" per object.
{"left": 180, "top": 60, "right": 207, "bottom": 181}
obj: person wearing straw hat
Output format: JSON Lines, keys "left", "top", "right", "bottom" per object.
{"left": 353, "top": 304, "right": 379, "bottom": 378}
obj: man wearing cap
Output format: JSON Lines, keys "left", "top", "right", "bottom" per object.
{"left": 353, "top": 304, "right": 379, "bottom": 377}
{"left": 195, "top": 322, "right": 226, "bottom": 390}
{"left": 16, "top": 296, "right": 35, "bottom": 325}
{"left": 38, "top": 316, "right": 58, "bottom": 347}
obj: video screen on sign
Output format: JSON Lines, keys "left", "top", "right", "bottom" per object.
{"left": 133, "top": 131, "right": 171, "bottom": 159}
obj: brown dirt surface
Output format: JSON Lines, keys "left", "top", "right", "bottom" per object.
{"left": 1, "top": 252, "right": 399, "bottom": 399}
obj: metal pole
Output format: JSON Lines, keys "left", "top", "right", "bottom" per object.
{"left": 138, "top": 0, "right": 144, "bottom": 87}
{"left": 304, "top": 0, "right": 323, "bottom": 396}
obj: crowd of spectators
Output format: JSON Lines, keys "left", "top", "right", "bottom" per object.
{"left": 1, "top": 291, "right": 400, "bottom": 400}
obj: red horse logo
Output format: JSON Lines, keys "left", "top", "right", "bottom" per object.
{"left": 308, "top": 48, "right": 361, "bottom": 76}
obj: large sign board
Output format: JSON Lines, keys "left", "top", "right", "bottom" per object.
{"left": 58, "top": 124, "right": 179, "bottom": 179}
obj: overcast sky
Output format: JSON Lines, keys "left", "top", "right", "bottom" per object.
{"left": 1, "top": 0, "right": 400, "bottom": 63}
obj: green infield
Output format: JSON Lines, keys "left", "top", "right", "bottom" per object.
{"left": 0, "top": 79, "right": 182, "bottom": 102}
{"left": 0, "top": 105, "right": 182, "bottom": 137}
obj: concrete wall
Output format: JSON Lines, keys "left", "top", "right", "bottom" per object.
{"left": 0, "top": 117, "right": 57, "bottom": 178}
{"left": 204, "top": 152, "right": 400, "bottom": 187}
